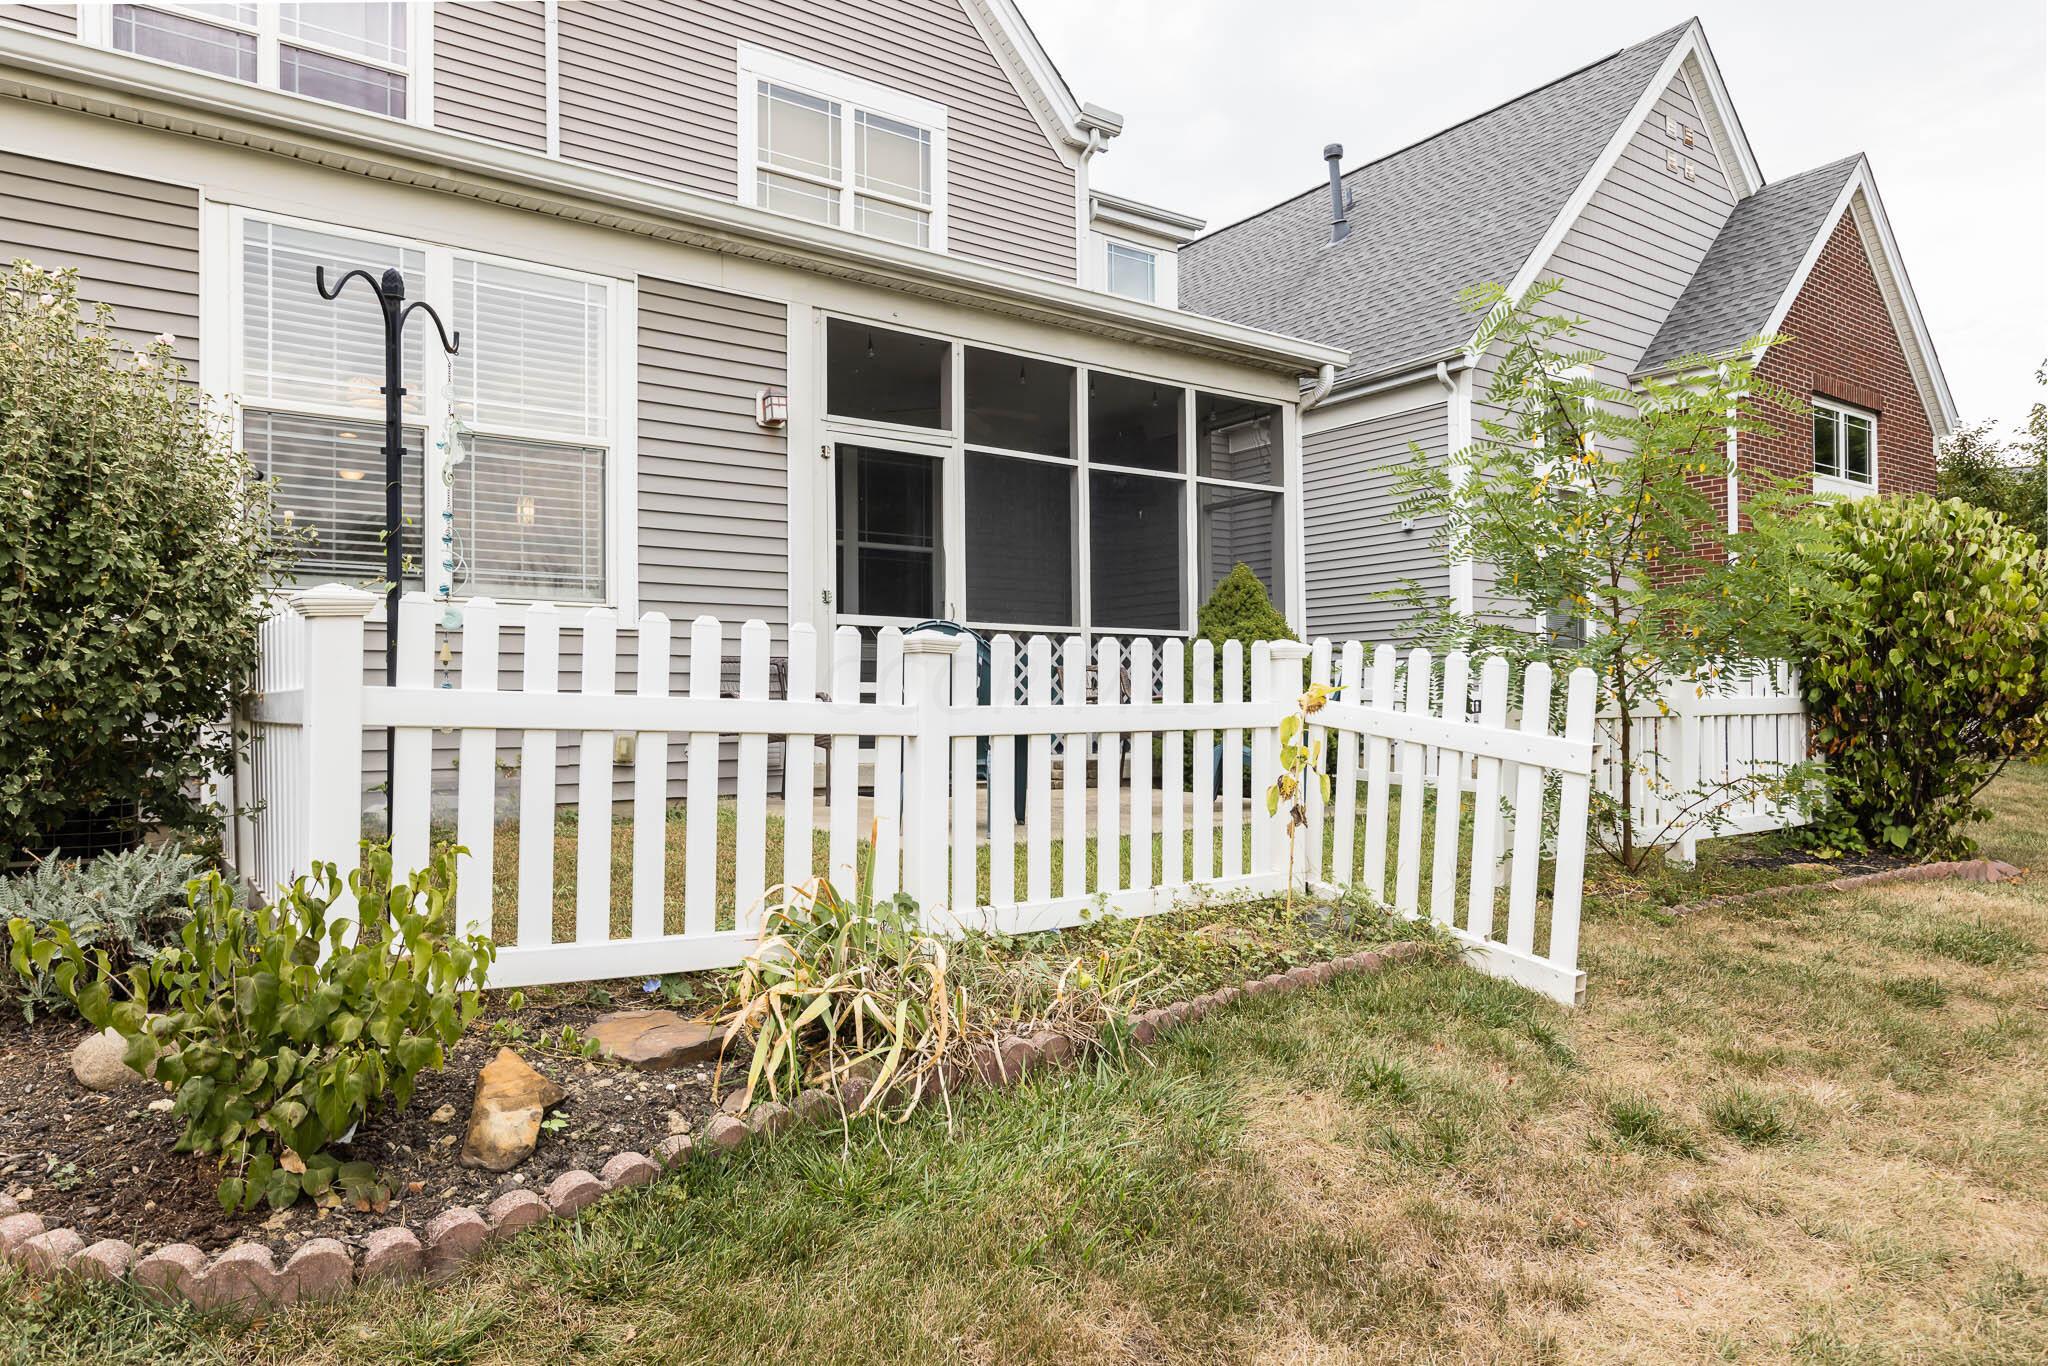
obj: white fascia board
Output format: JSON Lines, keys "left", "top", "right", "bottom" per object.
{"left": 958, "top": 0, "right": 1117, "bottom": 163}
{"left": 0, "top": 28, "right": 1341, "bottom": 376}
{"left": 1758, "top": 159, "right": 1959, "bottom": 437}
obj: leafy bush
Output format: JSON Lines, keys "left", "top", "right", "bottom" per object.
{"left": 1798, "top": 495, "right": 2048, "bottom": 855}
{"left": 1194, "top": 562, "right": 1295, "bottom": 696}
{"left": 0, "top": 261, "right": 295, "bottom": 860}
{"left": 7, "top": 845, "right": 494, "bottom": 1210}
{"left": 0, "top": 845, "right": 202, "bottom": 1021}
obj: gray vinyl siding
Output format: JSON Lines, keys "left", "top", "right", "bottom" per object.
{"left": 0, "top": 4, "right": 73, "bottom": 35}
{"left": 1302, "top": 401, "right": 1448, "bottom": 644}
{"left": 1469, "top": 70, "right": 1739, "bottom": 627}
{"left": 556, "top": 0, "right": 1078, "bottom": 282}
{"left": 0, "top": 152, "right": 199, "bottom": 366}
{"left": 431, "top": 1, "right": 549, "bottom": 152}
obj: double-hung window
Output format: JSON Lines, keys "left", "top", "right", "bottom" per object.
{"left": 1813, "top": 398, "right": 1876, "bottom": 493}
{"left": 740, "top": 45, "right": 948, "bottom": 250}
{"left": 234, "top": 212, "right": 622, "bottom": 606}
{"left": 1104, "top": 242, "right": 1158, "bottom": 303}
{"left": 95, "top": 3, "right": 415, "bottom": 119}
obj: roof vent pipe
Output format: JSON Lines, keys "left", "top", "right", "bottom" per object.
{"left": 1324, "top": 143, "right": 1349, "bottom": 243}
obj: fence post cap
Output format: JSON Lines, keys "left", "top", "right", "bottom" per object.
{"left": 288, "top": 584, "right": 379, "bottom": 619}
{"left": 1265, "top": 640, "right": 1313, "bottom": 661}
{"left": 901, "top": 630, "right": 964, "bottom": 655}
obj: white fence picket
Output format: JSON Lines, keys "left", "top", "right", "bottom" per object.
{"left": 1393, "top": 649, "right": 1429, "bottom": 916}
{"left": 574, "top": 608, "right": 618, "bottom": 945}
{"left": 1061, "top": 636, "right": 1087, "bottom": 900}
{"left": 1192, "top": 639, "right": 1215, "bottom": 883}
{"left": 1129, "top": 637, "right": 1155, "bottom": 892}
{"left": 683, "top": 616, "right": 720, "bottom": 937}
{"left": 1160, "top": 639, "right": 1186, "bottom": 890}
{"left": 1221, "top": 639, "right": 1244, "bottom": 879}
{"left": 988, "top": 635, "right": 1017, "bottom": 909}
{"left": 1504, "top": 663, "right": 1554, "bottom": 956}
{"left": 389, "top": 592, "right": 433, "bottom": 887}
{"left": 783, "top": 622, "right": 817, "bottom": 895}
{"left": 455, "top": 599, "right": 500, "bottom": 943}
{"left": 1095, "top": 638, "right": 1123, "bottom": 894}
{"left": 1332, "top": 641, "right": 1362, "bottom": 886}
{"left": 950, "top": 634, "right": 977, "bottom": 914}
{"left": 1026, "top": 636, "right": 1054, "bottom": 902}
{"left": 873, "top": 627, "right": 905, "bottom": 900}
{"left": 1361, "top": 644, "right": 1395, "bottom": 902}
{"left": 1306, "top": 638, "right": 1331, "bottom": 881}
{"left": 828, "top": 626, "right": 861, "bottom": 890}
{"left": 1429, "top": 652, "right": 1469, "bottom": 927}
{"left": 631, "top": 612, "right": 671, "bottom": 942}
{"left": 1466, "top": 656, "right": 1508, "bottom": 943}
{"left": 734, "top": 620, "right": 770, "bottom": 929}
{"left": 517, "top": 604, "right": 559, "bottom": 949}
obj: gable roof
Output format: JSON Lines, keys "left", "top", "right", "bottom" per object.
{"left": 1638, "top": 154, "right": 1959, "bottom": 435}
{"left": 1636, "top": 156, "right": 1862, "bottom": 369}
{"left": 963, "top": 0, "right": 1122, "bottom": 162}
{"left": 1179, "top": 21, "right": 1698, "bottom": 392}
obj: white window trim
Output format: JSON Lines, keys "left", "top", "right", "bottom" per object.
{"left": 80, "top": 2, "right": 430, "bottom": 126}
{"left": 817, "top": 311, "right": 1287, "bottom": 639}
{"left": 1813, "top": 396, "right": 1878, "bottom": 497}
{"left": 218, "top": 205, "right": 636, "bottom": 615}
{"left": 735, "top": 42, "right": 949, "bottom": 252}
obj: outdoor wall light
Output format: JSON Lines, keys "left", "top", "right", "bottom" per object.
{"left": 756, "top": 387, "right": 790, "bottom": 428}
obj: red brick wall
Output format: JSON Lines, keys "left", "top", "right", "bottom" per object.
{"left": 1741, "top": 208, "right": 1938, "bottom": 503}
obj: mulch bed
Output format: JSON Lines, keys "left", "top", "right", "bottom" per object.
{"left": 0, "top": 987, "right": 730, "bottom": 1262}
{"left": 1713, "top": 849, "right": 1919, "bottom": 878}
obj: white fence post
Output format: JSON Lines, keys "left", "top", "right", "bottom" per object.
{"left": 901, "top": 630, "right": 955, "bottom": 913}
{"left": 290, "top": 584, "right": 374, "bottom": 888}
{"left": 1264, "top": 640, "right": 1311, "bottom": 885}
{"left": 1666, "top": 676, "right": 1701, "bottom": 866}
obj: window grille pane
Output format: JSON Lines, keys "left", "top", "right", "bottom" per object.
{"left": 1088, "top": 371, "right": 1183, "bottom": 472}
{"left": 856, "top": 110, "right": 930, "bottom": 203}
{"left": 758, "top": 82, "right": 840, "bottom": 181}
{"left": 968, "top": 454, "right": 1073, "bottom": 626}
{"left": 280, "top": 45, "right": 406, "bottom": 116}
{"left": 279, "top": 2, "right": 406, "bottom": 65}
{"left": 1843, "top": 413, "right": 1873, "bottom": 482}
{"left": 245, "top": 409, "right": 423, "bottom": 586}
{"left": 450, "top": 436, "right": 605, "bottom": 602}
{"left": 1197, "top": 392, "right": 1281, "bottom": 484}
{"left": 854, "top": 196, "right": 929, "bottom": 247}
{"left": 1089, "top": 471, "right": 1183, "bottom": 631}
{"left": 1200, "top": 486, "right": 1283, "bottom": 611}
{"left": 758, "top": 170, "right": 840, "bottom": 225}
{"left": 965, "top": 347, "right": 1072, "bottom": 457}
{"left": 453, "top": 258, "right": 607, "bottom": 440}
{"left": 241, "top": 219, "right": 424, "bottom": 416}
{"left": 1105, "top": 242, "right": 1155, "bottom": 302}
{"left": 1812, "top": 407, "right": 1840, "bottom": 477}
{"left": 113, "top": 4, "right": 257, "bottom": 81}
{"left": 826, "top": 319, "right": 948, "bottom": 428}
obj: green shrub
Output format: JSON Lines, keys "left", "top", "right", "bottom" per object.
{"left": 0, "top": 845, "right": 203, "bottom": 1021}
{"left": 6, "top": 845, "right": 493, "bottom": 1211}
{"left": 0, "top": 261, "right": 296, "bottom": 860}
{"left": 1194, "top": 562, "right": 1295, "bottom": 696}
{"left": 1797, "top": 495, "right": 2048, "bottom": 855}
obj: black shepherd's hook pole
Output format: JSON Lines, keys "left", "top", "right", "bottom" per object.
{"left": 315, "top": 266, "right": 459, "bottom": 771}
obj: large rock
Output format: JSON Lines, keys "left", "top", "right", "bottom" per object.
{"left": 458, "top": 1048, "right": 565, "bottom": 1172}
{"left": 585, "top": 1009, "right": 724, "bottom": 1069}
{"left": 69, "top": 1027, "right": 148, "bottom": 1092}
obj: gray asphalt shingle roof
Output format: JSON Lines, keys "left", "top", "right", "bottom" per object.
{"left": 1178, "top": 22, "right": 1693, "bottom": 390}
{"left": 1634, "top": 155, "right": 1861, "bottom": 372}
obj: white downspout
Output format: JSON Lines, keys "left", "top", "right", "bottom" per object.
{"left": 1300, "top": 362, "right": 1337, "bottom": 412}
{"left": 1437, "top": 360, "right": 1475, "bottom": 615}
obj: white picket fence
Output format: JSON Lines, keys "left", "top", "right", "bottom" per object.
{"left": 234, "top": 585, "right": 1615, "bottom": 1005}
{"left": 1595, "top": 665, "right": 1809, "bottom": 864}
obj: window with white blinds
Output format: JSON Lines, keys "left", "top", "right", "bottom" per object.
{"left": 234, "top": 213, "right": 620, "bottom": 604}
{"left": 103, "top": 3, "right": 411, "bottom": 119}
{"left": 240, "top": 220, "right": 426, "bottom": 588}
{"left": 449, "top": 259, "right": 610, "bottom": 602}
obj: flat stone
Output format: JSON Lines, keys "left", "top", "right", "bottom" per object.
{"left": 0, "top": 1193, "right": 16, "bottom": 1217}
{"left": 601, "top": 1152, "right": 659, "bottom": 1189}
{"left": 71, "top": 1239, "right": 137, "bottom": 1283}
{"left": 460, "top": 1048, "right": 566, "bottom": 1173}
{"left": 793, "top": 1088, "right": 837, "bottom": 1125}
{"left": 1129, "top": 1014, "right": 1156, "bottom": 1045}
{"left": 360, "top": 1227, "right": 424, "bottom": 1283}
{"left": 424, "top": 1207, "right": 489, "bottom": 1275}
{"left": 1031, "top": 1031, "right": 1073, "bottom": 1066}
{"left": 747, "top": 1102, "right": 794, "bottom": 1136}
{"left": 718, "top": 1087, "right": 751, "bottom": 1115}
{"left": 970, "top": 1042, "right": 1010, "bottom": 1087}
{"left": 586, "top": 1010, "right": 724, "bottom": 1069}
{"left": 701, "top": 1114, "right": 749, "bottom": 1155}
{"left": 653, "top": 1134, "right": 695, "bottom": 1168}
{"left": 69, "top": 1027, "right": 149, "bottom": 1092}
{"left": 282, "top": 1238, "right": 354, "bottom": 1302}
{"left": 131, "top": 1243, "right": 206, "bottom": 1302}
{"left": 194, "top": 1243, "right": 283, "bottom": 1314}
{"left": 1286, "top": 965, "right": 1318, "bottom": 987}
{"left": 1216, "top": 985, "right": 1241, "bottom": 1005}
{"left": 0, "top": 1212, "right": 47, "bottom": 1261}
{"left": 485, "top": 1189, "right": 551, "bottom": 1237}
{"left": 545, "top": 1169, "right": 606, "bottom": 1217}
{"left": 17, "top": 1228, "right": 83, "bottom": 1277}
{"left": 839, "top": 1073, "right": 874, "bottom": 1112}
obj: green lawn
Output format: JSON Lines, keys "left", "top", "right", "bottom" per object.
{"left": 8, "top": 773, "right": 2047, "bottom": 1362}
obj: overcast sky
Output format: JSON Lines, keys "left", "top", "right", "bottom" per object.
{"left": 1026, "top": 0, "right": 2047, "bottom": 430}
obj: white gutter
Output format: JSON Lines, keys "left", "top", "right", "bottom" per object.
{"left": 0, "top": 29, "right": 1346, "bottom": 377}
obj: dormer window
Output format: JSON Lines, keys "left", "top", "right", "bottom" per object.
{"left": 738, "top": 44, "right": 948, "bottom": 251}
{"left": 1104, "top": 241, "right": 1158, "bottom": 302}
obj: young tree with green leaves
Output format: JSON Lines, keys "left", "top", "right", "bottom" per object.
{"left": 1936, "top": 362, "right": 2046, "bottom": 543}
{"left": 1393, "top": 281, "right": 1824, "bottom": 870}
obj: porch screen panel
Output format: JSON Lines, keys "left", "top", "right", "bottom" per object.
{"left": 1089, "top": 471, "right": 1182, "bottom": 631}
{"left": 966, "top": 453, "right": 1073, "bottom": 626}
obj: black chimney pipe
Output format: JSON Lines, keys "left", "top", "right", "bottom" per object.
{"left": 1324, "top": 143, "right": 1349, "bottom": 243}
